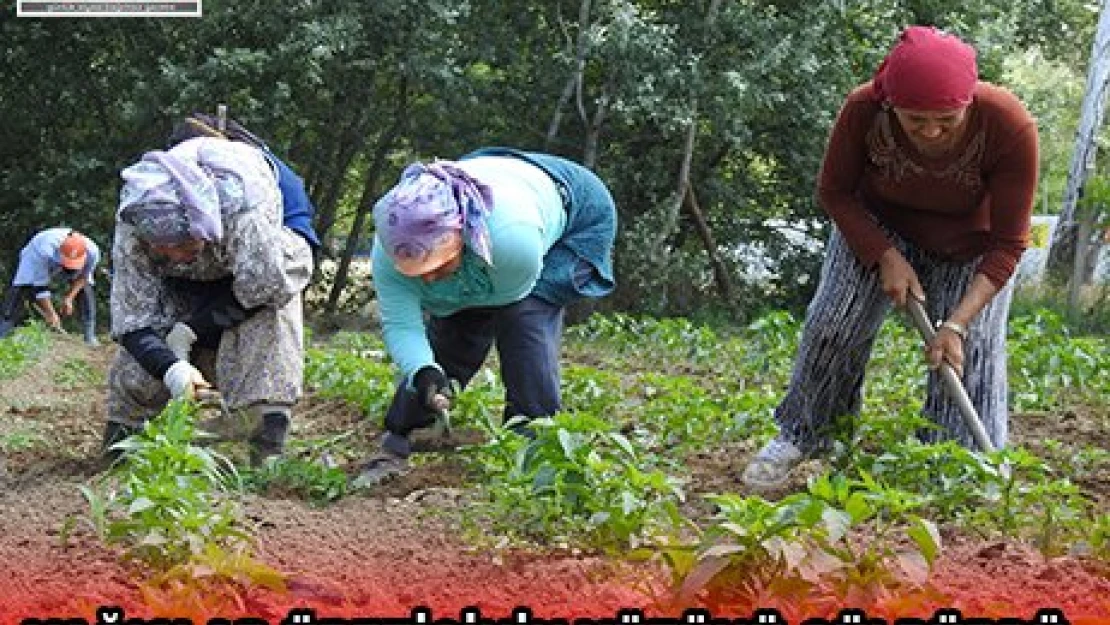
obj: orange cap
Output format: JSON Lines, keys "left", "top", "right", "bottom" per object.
{"left": 59, "top": 232, "right": 88, "bottom": 271}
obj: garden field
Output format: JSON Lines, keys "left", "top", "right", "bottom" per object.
{"left": 0, "top": 310, "right": 1107, "bottom": 624}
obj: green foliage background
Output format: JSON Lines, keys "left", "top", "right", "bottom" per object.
{"left": 0, "top": 0, "right": 1097, "bottom": 317}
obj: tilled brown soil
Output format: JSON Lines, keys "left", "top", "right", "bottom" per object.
{"left": 1, "top": 335, "right": 1108, "bottom": 624}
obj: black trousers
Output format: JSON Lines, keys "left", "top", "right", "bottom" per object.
{"left": 384, "top": 295, "right": 565, "bottom": 437}
{"left": 0, "top": 283, "right": 95, "bottom": 338}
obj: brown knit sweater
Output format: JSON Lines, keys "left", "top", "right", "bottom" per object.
{"left": 817, "top": 81, "right": 1039, "bottom": 287}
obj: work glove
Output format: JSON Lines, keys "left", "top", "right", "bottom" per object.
{"left": 163, "top": 360, "right": 212, "bottom": 399}
{"left": 413, "top": 366, "right": 452, "bottom": 413}
{"left": 165, "top": 322, "right": 198, "bottom": 360}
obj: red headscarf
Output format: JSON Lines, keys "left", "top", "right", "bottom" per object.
{"left": 872, "top": 26, "right": 978, "bottom": 110}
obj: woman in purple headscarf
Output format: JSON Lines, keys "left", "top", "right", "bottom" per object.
{"left": 358, "top": 147, "right": 617, "bottom": 483}
{"left": 104, "top": 136, "right": 314, "bottom": 465}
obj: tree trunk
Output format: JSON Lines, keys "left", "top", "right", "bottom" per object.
{"left": 571, "top": 8, "right": 610, "bottom": 168}
{"left": 581, "top": 81, "right": 610, "bottom": 169}
{"left": 313, "top": 111, "right": 374, "bottom": 246}
{"left": 324, "top": 81, "right": 410, "bottom": 316}
{"left": 308, "top": 122, "right": 370, "bottom": 286}
{"left": 1047, "top": 0, "right": 1110, "bottom": 282}
{"left": 653, "top": 0, "right": 723, "bottom": 267}
{"left": 545, "top": 0, "right": 593, "bottom": 150}
{"left": 311, "top": 103, "right": 372, "bottom": 246}
{"left": 685, "top": 185, "right": 734, "bottom": 303}
{"left": 1067, "top": 208, "right": 1096, "bottom": 311}
{"left": 299, "top": 109, "right": 334, "bottom": 202}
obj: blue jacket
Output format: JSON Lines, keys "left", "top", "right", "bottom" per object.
{"left": 266, "top": 152, "right": 321, "bottom": 250}
{"left": 465, "top": 147, "right": 616, "bottom": 306}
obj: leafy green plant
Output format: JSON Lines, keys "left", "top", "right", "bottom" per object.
{"left": 669, "top": 476, "right": 942, "bottom": 616}
{"left": 830, "top": 401, "right": 1099, "bottom": 554}
{"left": 1009, "top": 309, "right": 1110, "bottom": 409}
{"left": 666, "top": 492, "right": 829, "bottom": 615}
{"left": 719, "top": 384, "right": 781, "bottom": 439}
{"left": 827, "top": 406, "right": 1099, "bottom": 557}
{"left": 73, "top": 399, "right": 288, "bottom": 616}
{"left": 562, "top": 365, "right": 625, "bottom": 416}
{"left": 1090, "top": 513, "right": 1110, "bottom": 563}
{"left": 741, "top": 310, "right": 801, "bottom": 373}
{"left": 0, "top": 322, "right": 50, "bottom": 380}
{"left": 829, "top": 408, "right": 998, "bottom": 519}
{"left": 244, "top": 456, "right": 349, "bottom": 506}
{"left": 78, "top": 399, "right": 251, "bottom": 569}
{"left": 568, "top": 314, "right": 724, "bottom": 365}
{"left": 54, "top": 357, "right": 101, "bottom": 389}
{"left": 1039, "top": 439, "right": 1110, "bottom": 481}
{"left": 461, "top": 406, "right": 685, "bottom": 549}
{"left": 0, "top": 423, "right": 49, "bottom": 453}
{"left": 305, "top": 347, "right": 396, "bottom": 417}
{"left": 806, "top": 473, "right": 941, "bottom": 608}
{"left": 635, "top": 373, "right": 753, "bottom": 450}
{"left": 320, "top": 329, "right": 386, "bottom": 355}
{"left": 948, "top": 446, "right": 1096, "bottom": 555}
{"left": 135, "top": 544, "right": 287, "bottom": 619}
{"left": 1012, "top": 282, "right": 1110, "bottom": 336}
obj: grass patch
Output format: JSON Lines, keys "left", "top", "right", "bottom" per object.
{"left": 54, "top": 357, "right": 102, "bottom": 389}
{"left": 0, "top": 323, "right": 50, "bottom": 380}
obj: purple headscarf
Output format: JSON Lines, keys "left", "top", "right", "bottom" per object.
{"left": 117, "top": 137, "right": 278, "bottom": 247}
{"left": 373, "top": 160, "right": 494, "bottom": 269}
{"left": 118, "top": 148, "right": 223, "bottom": 245}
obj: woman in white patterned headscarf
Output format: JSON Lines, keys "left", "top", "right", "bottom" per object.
{"left": 104, "top": 136, "right": 313, "bottom": 465}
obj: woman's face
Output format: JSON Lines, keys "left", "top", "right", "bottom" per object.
{"left": 393, "top": 231, "right": 466, "bottom": 283}
{"left": 148, "top": 238, "right": 205, "bottom": 264}
{"left": 418, "top": 252, "right": 464, "bottom": 284}
{"left": 892, "top": 106, "right": 969, "bottom": 155}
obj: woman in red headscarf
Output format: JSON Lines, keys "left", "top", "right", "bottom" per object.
{"left": 742, "top": 26, "right": 1039, "bottom": 491}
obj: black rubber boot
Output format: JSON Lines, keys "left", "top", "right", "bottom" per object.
{"left": 353, "top": 432, "right": 411, "bottom": 487}
{"left": 249, "top": 412, "right": 290, "bottom": 466}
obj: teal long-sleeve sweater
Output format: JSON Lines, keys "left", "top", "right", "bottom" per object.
{"left": 371, "top": 149, "right": 617, "bottom": 385}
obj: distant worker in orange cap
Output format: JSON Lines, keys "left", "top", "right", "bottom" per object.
{"left": 0, "top": 227, "right": 101, "bottom": 345}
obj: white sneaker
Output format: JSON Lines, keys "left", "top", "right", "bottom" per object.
{"left": 742, "top": 437, "right": 805, "bottom": 491}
